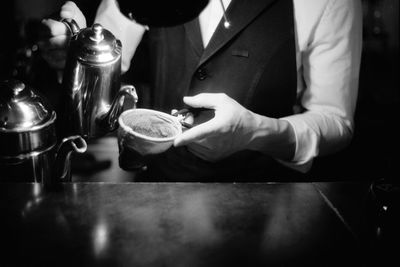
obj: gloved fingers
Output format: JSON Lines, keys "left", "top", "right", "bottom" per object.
{"left": 182, "top": 113, "right": 195, "bottom": 126}
{"left": 60, "top": 1, "right": 79, "bottom": 18}
{"left": 60, "top": 1, "right": 87, "bottom": 28}
{"left": 38, "top": 1, "right": 86, "bottom": 71}
{"left": 173, "top": 119, "right": 219, "bottom": 147}
{"left": 40, "top": 2, "right": 86, "bottom": 38}
{"left": 40, "top": 18, "right": 69, "bottom": 38}
{"left": 171, "top": 109, "right": 195, "bottom": 130}
{"left": 183, "top": 94, "right": 218, "bottom": 109}
{"left": 183, "top": 93, "right": 231, "bottom": 110}
{"left": 48, "top": 35, "right": 70, "bottom": 48}
{"left": 38, "top": 35, "right": 69, "bottom": 50}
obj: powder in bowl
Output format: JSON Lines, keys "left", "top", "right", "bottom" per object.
{"left": 124, "top": 113, "right": 178, "bottom": 139}
{"left": 118, "top": 109, "right": 183, "bottom": 156}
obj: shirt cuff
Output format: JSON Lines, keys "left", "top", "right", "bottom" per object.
{"left": 278, "top": 115, "right": 320, "bottom": 173}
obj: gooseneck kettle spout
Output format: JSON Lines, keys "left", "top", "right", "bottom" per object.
{"left": 54, "top": 135, "right": 87, "bottom": 182}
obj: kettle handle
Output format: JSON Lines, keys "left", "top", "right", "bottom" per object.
{"left": 61, "top": 18, "right": 81, "bottom": 36}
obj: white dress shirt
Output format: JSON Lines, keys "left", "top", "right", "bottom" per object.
{"left": 95, "top": 0, "right": 363, "bottom": 172}
{"left": 198, "top": 0, "right": 232, "bottom": 47}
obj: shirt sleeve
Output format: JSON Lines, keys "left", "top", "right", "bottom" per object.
{"left": 94, "top": 0, "right": 146, "bottom": 72}
{"left": 280, "top": 0, "right": 363, "bottom": 172}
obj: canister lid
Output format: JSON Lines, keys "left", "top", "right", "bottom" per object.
{"left": 75, "top": 23, "right": 121, "bottom": 64}
{"left": 0, "top": 79, "right": 54, "bottom": 132}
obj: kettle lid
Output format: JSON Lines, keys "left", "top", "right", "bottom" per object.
{"left": 0, "top": 79, "right": 53, "bottom": 131}
{"left": 76, "top": 23, "right": 121, "bottom": 64}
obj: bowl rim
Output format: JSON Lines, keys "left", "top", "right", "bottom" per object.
{"left": 118, "top": 108, "right": 182, "bottom": 143}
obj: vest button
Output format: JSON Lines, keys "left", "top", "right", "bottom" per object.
{"left": 195, "top": 68, "right": 207, "bottom": 80}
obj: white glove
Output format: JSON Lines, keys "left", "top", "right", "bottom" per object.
{"left": 39, "top": 1, "right": 86, "bottom": 73}
{"left": 173, "top": 93, "right": 297, "bottom": 162}
{"left": 173, "top": 93, "right": 259, "bottom": 161}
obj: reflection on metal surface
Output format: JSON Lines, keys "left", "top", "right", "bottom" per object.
{"left": 260, "top": 184, "right": 325, "bottom": 253}
{"left": 93, "top": 221, "right": 109, "bottom": 257}
{"left": 21, "top": 184, "right": 43, "bottom": 218}
{"left": 72, "top": 183, "right": 78, "bottom": 197}
{"left": 1, "top": 183, "right": 369, "bottom": 266}
{"left": 180, "top": 192, "right": 221, "bottom": 244}
{"left": 33, "top": 183, "right": 41, "bottom": 198}
{"left": 16, "top": 102, "right": 39, "bottom": 128}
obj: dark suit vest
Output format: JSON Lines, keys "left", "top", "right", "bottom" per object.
{"left": 138, "top": 0, "right": 300, "bottom": 181}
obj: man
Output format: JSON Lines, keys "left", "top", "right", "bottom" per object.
{"left": 41, "top": 0, "right": 362, "bottom": 181}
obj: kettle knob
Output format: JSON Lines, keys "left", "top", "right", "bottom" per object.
{"left": 90, "top": 24, "right": 104, "bottom": 42}
{"left": 0, "top": 79, "right": 25, "bottom": 101}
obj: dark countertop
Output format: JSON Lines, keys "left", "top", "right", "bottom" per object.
{"left": 0, "top": 181, "right": 377, "bottom": 267}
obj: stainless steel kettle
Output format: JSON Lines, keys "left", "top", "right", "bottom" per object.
{"left": 61, "top": 19, "right": 138, "bottom": 139}
{"left": 0, "top": 79, "right": 87, "bottom": 185}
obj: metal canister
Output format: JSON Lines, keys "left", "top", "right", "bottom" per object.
{"left": 0, "top": 79, "right": 86, "bottom": 184}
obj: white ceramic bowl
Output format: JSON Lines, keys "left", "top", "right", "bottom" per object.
{"left": 118, "top": 108, "right": 182, "bottom": 155}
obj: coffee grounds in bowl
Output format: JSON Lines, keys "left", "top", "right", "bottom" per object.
{"left": 126, "top": 113, "right": 177, "bottom": 138}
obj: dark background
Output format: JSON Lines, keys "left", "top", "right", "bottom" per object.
{"left": 1, "top": 0, "right": 398, "bottom": 182}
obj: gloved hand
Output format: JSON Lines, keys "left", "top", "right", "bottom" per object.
{"left": 173, "top": 93, "right": 261, "bottom": 162}
{"left": 173, "top": 93, "right": 297, "bottom": 162}
{"left": 39, "top": 1, "right": 86, "bottom": 74}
